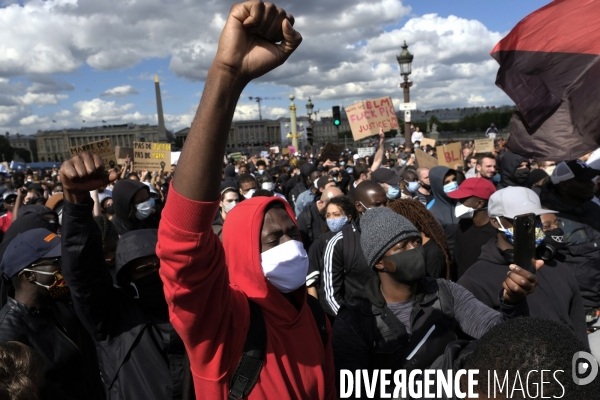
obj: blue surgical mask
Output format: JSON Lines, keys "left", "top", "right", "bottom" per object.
{"left": 387, "top": 184, "right": 400, "bottom": 200}
{"left": 347, "top": 167, "right": 354, "bottom": 174}
{"left": 406, "top": 181, "right": 420, "bottom": 193}
{"left": 258, "top": 170, "right": 265, "bottom": 175}
{"left": 401, "top": 159, "right": 407, "bottom": 166}
{"left": 327, "top": 216, "right": 349, "bottom": 233}
{"left": 443, "top": 181, "right": 458, "bottom": 193}
{"left": 340, "top": 161, "right": 346, "bottom": 166}
{"left": 495, "top": 218, "right": 545, "bottom": 245}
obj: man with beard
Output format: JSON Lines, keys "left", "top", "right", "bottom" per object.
{"left": 332, "top": 207, "right": 538, "bottom": 398}
{"left": 59, "top": 152, "right": 187, "bottom": 399}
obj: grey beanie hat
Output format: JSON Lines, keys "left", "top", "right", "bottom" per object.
{"left": 360, "top": 207, "right": 421, "bottom": 269}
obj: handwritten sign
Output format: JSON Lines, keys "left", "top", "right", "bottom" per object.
{"left": 474, "top": 138, "right": 495, "bottom": 153}
{"left": 414, "top": 149, "right": 438, "bottom": 170}
{"left": 69, "top": 139, "right": 117, "bottom": 169}
{"left": 357, "top": 147, "right": 376, "bottom": 158}
{"left": 420, "top": 138, "right": 436, "bottom": 149}
{"left": 270, "top": 146, "right": 280, "bottom": 154}
{"left": 133, "top": 142, "right": 171, "bottom": 171}
{"left": 436, "top": 142, "right": 463, "bottom": 169}
{"left": 345, "top": 96, "right": 399, "bottom": 141}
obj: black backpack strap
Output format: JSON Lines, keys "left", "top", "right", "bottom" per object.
{"left": 229, "top": 301, "right": 267, "bottom": 400}
{"left": 306, "top": 295, "right": 328, "bottom": 348}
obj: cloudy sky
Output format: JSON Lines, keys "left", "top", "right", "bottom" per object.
{"left": 0, "top": 0, "right": 550, "bottom": 136}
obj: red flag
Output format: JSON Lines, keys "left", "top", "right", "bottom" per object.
{"left": 491, "top": 0, "right": 600, "bottom": 161}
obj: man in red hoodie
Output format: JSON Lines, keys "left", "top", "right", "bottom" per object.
{"left": 156, "top": 1, "right": 337, "bottom": 399}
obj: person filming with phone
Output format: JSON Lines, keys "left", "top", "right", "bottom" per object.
{"left": 458, "top": 186, "right": 588, "bottom": 347}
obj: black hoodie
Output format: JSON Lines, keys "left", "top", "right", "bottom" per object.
{"left": 220, "top": 164, "right": 239, "bottom": 191}
{"left": 428, "top": 166, "right": 458, "bottom": 258}
{"left": 457, "top": 237, "right": 589, "bottom": 347}
{"left": 111, "top": 180, "right": 149, "bottom": 236}
{"left": 497, "top": 149, "right": 528, "bottom": 189}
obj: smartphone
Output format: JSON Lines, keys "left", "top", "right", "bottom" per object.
{"left": 513, "top": 213, "right": 537, "bottom": 274}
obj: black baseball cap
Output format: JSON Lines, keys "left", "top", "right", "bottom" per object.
{"left": 371, "top": 168, "right": 401, "bottom": 186}
{"left": 0, "top": 228, "right": 61, "bottom": 279}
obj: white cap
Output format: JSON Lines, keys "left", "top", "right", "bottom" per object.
{"left": 488, "top": 187, "right": 557, "bottom": 219}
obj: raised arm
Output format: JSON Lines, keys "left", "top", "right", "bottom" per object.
{"left": 59, "top": 153, "right": 124, "bottom": 338}
{"left": 174, "top": 0, "right": 302, "bottom": 201}
{"left": 370, "top": 128, "right": 386, "bottom": 172}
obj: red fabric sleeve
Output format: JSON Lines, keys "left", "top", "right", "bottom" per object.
{"left": 157, "top": 186, "right": 248, "bottom": 384}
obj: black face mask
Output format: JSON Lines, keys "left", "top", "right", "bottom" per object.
{"left": 420, "top": 182, "right": 431, "bottom": 190}
{"left": 382, "top": 246, "right": 426, "bottom": 284}
{"left": 513, "top": 168, "right": 530, "bottom": 184}
{"left": 127, "top": 272, "right": 168, "bottom": 321}
{"left": 543, "top": 228, "right": 566, "bottom": 251}
{"left": 105, "top": 205, "right": 115, "bottom": 215}
{"left": 500, "top": 248, "right": 515, "bottom": 264}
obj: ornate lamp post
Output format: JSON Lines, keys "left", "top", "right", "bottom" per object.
{"left": 397, "top": 41, "right": 414, "bottom": 147}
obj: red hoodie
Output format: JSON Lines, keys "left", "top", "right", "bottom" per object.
{"left": 157, "top": 187, "right": 337, "bottom": 399}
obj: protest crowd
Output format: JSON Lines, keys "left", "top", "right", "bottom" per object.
{"left": 1, "top": 1, "right": 600, "bottom": 399}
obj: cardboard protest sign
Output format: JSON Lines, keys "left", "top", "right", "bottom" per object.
{"left": 282, "top": 148, "right": 290, "bottom": 155}
{"left": 435, "top": 142, "right": 463, "bottom": 169}
{"left": 345, "top": 96, "right": 399, "bottom": 141}
{"left": 414, "top": 149, "right": 439, "bottom": 170}
{"left": 420, "top": 138, "right": 436, "bottom": 149}
{"left": 133, "top": 142, "right": 171, "bottom": 171}
{"left": 69, "top": 139, "right": 117, "bottom": 169}
{"left": 474, "top": 138, "right": 495, "bottom": 153}
{"left": 270, "top": 146, "right": 280, "bottom": 154}
{"left": 115, "top": 146, "right": 134, "bottom": 165}
{"left": 357, "top": 147, "right": 376, "bottom": 158}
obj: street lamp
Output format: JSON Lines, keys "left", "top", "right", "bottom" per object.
{"left": 397, "top": 40, "right": 414, "bottom": 147}
{"left": 306, "top": 97, "right": 314, "bottom": 119}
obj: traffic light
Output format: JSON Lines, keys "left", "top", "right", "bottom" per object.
{"left": 306, "top": 127, "right": 314, "bottom": 145}
{"left": 332, "top": 106, "right": 341, "bottom": 127}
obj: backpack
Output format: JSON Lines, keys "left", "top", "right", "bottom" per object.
{"left": 228, "top": 296, "right": 328, "bottom": 399}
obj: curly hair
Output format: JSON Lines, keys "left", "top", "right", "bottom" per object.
{"left": 0, "top": 342, "right": 44, "bottom": 400}
{"left": 387, "top": 199, "right": 451, "bottom": 279}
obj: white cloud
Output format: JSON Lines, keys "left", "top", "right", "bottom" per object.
{"left": 100, "top": 85, "right": 139, "bottom": 97}
{"left": 73, "top": 99, "right": 135, "bottom": 121}
{"left": 20, "top": 93, "right": 68, "bottom": 105}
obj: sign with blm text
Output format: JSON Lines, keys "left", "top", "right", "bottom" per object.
{"left": 435, "top": 142, "right": 463, "bottom": 169}
{"left": 474, "top": 138, "right": 495, "bottom": 153}
{"left": 69, "top": 138, "right": 117, "bottom": 169}
{"left": 357, "top": 147, "right": 376, "bottom": 158}
{"left": 133, "top": 142, "right": 171, "bottom": 171}
{"left": 345, "top": 96, "right": 399, "bottom": 141}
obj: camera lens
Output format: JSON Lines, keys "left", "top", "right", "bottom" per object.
{"left": 536, "top": 244, "right": 556, "bottom": 261}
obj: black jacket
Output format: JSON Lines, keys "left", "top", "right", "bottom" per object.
{"left": 319, "top": 221, "right": 374, "bottom": 316}
{"left": 428, "top": 166, "right": 458, "bottom": 258}
{"left": 0, "top": 297, "right": 104, "bottom": 399}
{"left": 298, "top": 201, "right": 325, "bottom": 250}
{"left": 61, "top": 197, "right": 186, "bottom": 400}
{"left": 287, "top": 181, "right": 309, "bottom": 210}
{"left": 220, "top": 164, "right": 239, "bottom": 192}
{"left": 332, "top": 276, "right": 527, "bottom": 399}
{"left": 457, "top": 237, "right": 589, "bottom": 346}
{"left": 539, "top": 180, "right": 600, "bottom": 233}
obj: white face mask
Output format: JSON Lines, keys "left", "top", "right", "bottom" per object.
{"left": 135, "top": 200, "right": 152, "bottom": 220}
{"left": 262, "top": 182, "right": 275, "bottom": 191}
{"left": 224, "top": 201, "right": 237, "bottom": 214}
{"left": 260, "top": 240, "right": 308, "bottom": 293}
{"left": 243, "top": 189, "right": 256, "bottom": 199}
{"left": 545, "top": 165, "right": 556, "bottom": 177}
{"left": 455, "top": 202, "right": 475, "bottom": 219}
